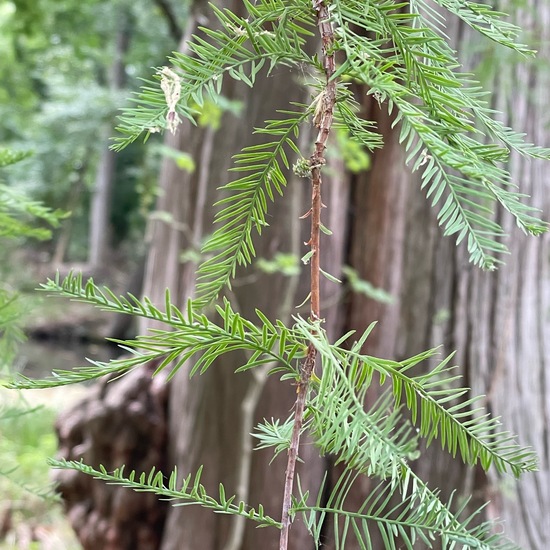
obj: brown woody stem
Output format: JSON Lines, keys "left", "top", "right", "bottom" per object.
{"left": 279, "top": 2, "right": 336, "bottom": 549}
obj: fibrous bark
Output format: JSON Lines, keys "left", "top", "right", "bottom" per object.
{"left": 343, "top": 3, "right": 550, "bottom": 548}
{"left": 54, "top": 366, "right": 168, "bottom": 550}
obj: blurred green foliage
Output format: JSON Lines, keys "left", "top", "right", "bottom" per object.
{"left": 335, "top": 128, "right": 371, "bottom": 173}
{"left": 0, "top": 392, "right": 81, "bottom": 549}
{"left": 0, "top": 0, "right": 186, "bottom": 261}
{"left": 0, "top": 148, "right": 66, "bottom": 373}
{"left": 342, "top": 266, "right": 394, "bottom": 304}
{"left": 0, "top": 402, "right": 57, "bottom": 499}
{"left": 256, "top": 253, "right": 301, "bottom": 277}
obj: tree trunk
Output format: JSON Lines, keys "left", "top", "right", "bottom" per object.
{"left": 54, "top": 365, "right": 169, "bottom": 550}
{"left": 344, "top": 3, "right": 550, "bottom": 548}
{"left": 318, "top": 94, "right": 411, "bottom": 550}
{"left": 139, "top": 3, "right": 348, "bottom": 549}
{"left": 149, "top": 2, "right": 550, "bottom": 547}
{"left": 88, "top": 9, "right": 133, "bottom": 268}
{"left": 441, "top": 4, "right": 550, "bottom": 546}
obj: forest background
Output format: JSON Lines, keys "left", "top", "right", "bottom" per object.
{"left": 0, "top": 0, "right": 549, "bottom": 549}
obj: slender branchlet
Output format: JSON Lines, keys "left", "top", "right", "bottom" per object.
{"left": 279, "top": 2, "right": 337, "bottom": 549}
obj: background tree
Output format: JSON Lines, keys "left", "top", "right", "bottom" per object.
{"left": 88, "top": 4, "right": 134, "bottom": 268}
{"left": 0, "top": 0, "right": 179, "bottom": 266}
{"left": 397, "top": 6, "right": 550, "bottom": 547}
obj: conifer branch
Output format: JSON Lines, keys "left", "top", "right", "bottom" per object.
{"left": 279, "top": 2, "right": 337, "bottom": 548}
{"left": 49, "top": 460, "right": 282, "bottom": 528}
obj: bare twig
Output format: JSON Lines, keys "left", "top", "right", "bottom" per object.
{"left": 279, "top": 2, "right": 337, "bottom": 549}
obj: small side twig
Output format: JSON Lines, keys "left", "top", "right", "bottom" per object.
{"left": 279, "top": 2, "right": 337, "bottom": 549}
